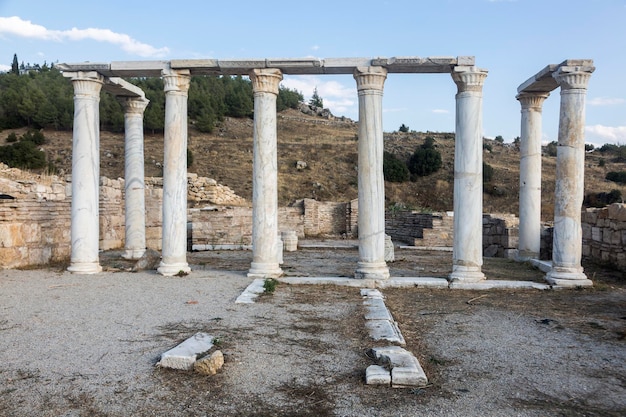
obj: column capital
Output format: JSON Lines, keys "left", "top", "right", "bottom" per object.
{"left": 118, "top": 96, "right": 150, "bottom": 115}
{"left": 516, "top": 92, "right": 550, "bottom": 111}
{"left": 452, "top": 67, "right": 488, "bottom": 93}
{"left": 63, "top": 71, "right": 104, "bottom": 96}
{"left": 162, "top": 69, "right": 191, "bottom": 94}
{"left": 553, "top": 66, "right": 594, "bottom": 90}
{"left": 249, "top": 68, "right": 283, "bottom": 95}
{"left": 353, "top": 66, "right": 387, "bottom": 92}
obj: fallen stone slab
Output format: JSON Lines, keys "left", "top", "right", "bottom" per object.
{"left": 449, "top": 280, "right": 551, "bottom": 290}
{"left": 235, "top": 278, "right": 266, "bottom": 304}
{"left": 157, "top": 332, "right": 215, "bottom": 370}
{"left": 370, "top": 346, "right": 428, "bottom": 388}
{"left": 365, "top": 364, "right": 391, "bottom": 385}
{"left": 365, "top": 320, "right": 405, "bottom": 345}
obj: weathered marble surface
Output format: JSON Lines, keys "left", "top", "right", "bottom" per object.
{"left": 247, "top": 69, "right": 283, "bottom": 278}
{"left": 354, "top": 66, "right": 389, "bottom": 280}
{"left": 64, "top": 71, "right": 104, "bottom": 274}
{"left": 517, "top": 92, "right": 549, "bottom": 261}
{"left": 449, "top": 67, "right": 488, "bottom": 282}
{"left": 158, "top": 69, "right": 191, "bottom": 276}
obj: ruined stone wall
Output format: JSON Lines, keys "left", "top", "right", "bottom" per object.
{"left": 582, "top": 203, "right": 626, "bottom": 272}
{"left": 482, "top": 213, "right": 519, "bottom": 258}
{"left": 385, "top": 211, "right": 453, "bottom": 247}
{"left": 302, "top": 199, "right": 350, "bottom": 237}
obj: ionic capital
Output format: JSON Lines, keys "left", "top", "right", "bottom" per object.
{"left": 452, "top": 67, "right": 488, "bottom": 94}
{"left": 63, "top": 71, "right": 104, "bottom": 97}
{"left": 249, "top": 68, "right": 283, "bottom": 95}
{"left": 516, "top": 92, "right": 550, "bottom": 111}
{"left": 162, "top": 69, "right": 191, "bottom": 94}
{"left": 553, "top": 66, "right": 594, "bottom": 90}
{"left": 118, "top": 96, "right": 150, "bottom": 115}
{"left": 353, "top": 66, "right": 387, "bottom": 92}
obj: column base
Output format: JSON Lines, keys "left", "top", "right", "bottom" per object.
{"left": 157, "top": 262, "right": 191, "bottom": 277}
{"left": 448, "top": 265, "right": 485, "bottom": 283}
{"left": 67, "top": 261, "right": 102, "bottom": 274}
{"left": 122, "top": 249, "right": 146, "bottom": 260}
{"left": 515, "top": 249, "right": 539, "bottom": 262}
{"left": 248, "top": 262, "right": 283, "bottom": 279}
{"left": 355, "top": 261, "right": 389, "bottom": 280}
{"left": 545, "top": 267, "right": 592, "bottom": 287}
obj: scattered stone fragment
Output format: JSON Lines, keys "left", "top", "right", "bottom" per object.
{"left": 371, "top": 346, "right": 428, "bottom": 388}
{"left": 194, "top": 350, "right": 224, "bottom": 376}
{"left": 157, "top": 332, "right": 214, "bottom": 370}
{"left": 132, "top": 249, "right": 161, "bottom": 272}
{"left": 365, "top": 364, "right": 391, "bottom": 385}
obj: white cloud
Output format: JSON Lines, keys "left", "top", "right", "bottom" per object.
{"left": 311, "top": 45, "right": 320, "bottom": 51}
{"left": 588, "top": 97, "right": 625, "bottom": 106}
{"left": 432, "top": 109, "right": 449, "bottom": 114}
{"left": 282, "top": 75, "right": 356, "bottom": 114}
{"left": 0, "top": 64, "right": 11, "bottom": 72}
{"left": 0, "top": 16, "right": 169, "bottom": 58}
{"left": 585, "top": 124, "right": 626, "bottom": 145}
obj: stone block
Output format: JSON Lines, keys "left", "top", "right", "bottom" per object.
{"left": 608, "top": 203, "right": 626, "bottom": 221}
{"left": 157, "top": 332, "right": 215, "bottom": 370}
{"left": 365, "top": 320, "right": 405, "bottom": 345}
{"left": 194, "top": 350, "right": 224, "bottom": 376}
{"left": 365, "top": 365, "right": 391, "bottom": 385}
{"left": 592, "top": 227, "right": 602, "bottom": 242}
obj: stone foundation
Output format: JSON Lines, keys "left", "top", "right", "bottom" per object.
{"left": 582, "top": 203, "right": 626, "bottom": 272}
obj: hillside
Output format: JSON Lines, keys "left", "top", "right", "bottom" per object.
{"left": 4, "top": 108, "right": 625, "bottom": 221}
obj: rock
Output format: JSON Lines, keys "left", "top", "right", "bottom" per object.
{"left": 132, "top": 249, "right": 161, "bottom": 272}
{"left": 158, "top": 333, "right": 215, "bottom": 370}
{"left": 296, "top": 160, "right": 307, "bottom": 170}
{"left": 194, "top": 350, "right": 224, "bottom": 376}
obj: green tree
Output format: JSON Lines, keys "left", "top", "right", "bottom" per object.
{"left": 277, "top": 86, "right": 303, "bottom": 112}
{"left": 383, "top": 151, "right": 409, "bottom": 182}
{"left": 309, "top": 87, "right": 323, "bottom": 108}
{"left": 407, "top": 137, "right": 442, "bottom": 178}
{"left": 399, "top": 124, "right": 409, "bottom": 133}
{"left": 494, "top": 135, "right": 504, "bottom": 143}
{"left": 11, "top": 54, "right": 19, "bottom": 75}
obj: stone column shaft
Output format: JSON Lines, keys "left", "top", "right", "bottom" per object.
{"left": 247, "top": 68, "right": 283, "bottom": 278}
{"left": 517, "top": 92, "right": 549, "bottom": 261}
{"left": 449, "top": 67, "right": 488, "bottom": 283}
{"left": 353, "top": 66, "right": 389, "bottom": 280}
{"left": 64, "top": 71, "right": 103, "bottom": 274}
{"left": 120, "top": 96, "right": 149, "bottom": 260}
{"left": 546, "top": 66, "right": 595, "bottom": 287}
{"left": 158, "top": 69, "right": 191, "bottom": 276}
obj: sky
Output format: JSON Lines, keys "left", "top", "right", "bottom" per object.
{"left": 0, "top": 0, "right": 625, "bottom": 146}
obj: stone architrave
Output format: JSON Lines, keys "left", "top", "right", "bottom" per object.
{"left": 247, "top": 68, "right": 283, "bottom": 278}
{"left": 119, "top": 96, "right": 149, "bottom": 260}
{"left": 449, "top": 67, "right": 488, "bottom": 283}
{"left": 64, "top": 71, "right": 104, "bottom": 274}
{"left": 516, "top": 92, "right": 549, "bottom": 261}
{"left": 158, "top": 69, "right": 191, "bottom": 276}
{"left": 546, "top": 65, "right": 595, "bottom": 287}
{"left": 353, "top": 66, "right": 390, "bottom": 280}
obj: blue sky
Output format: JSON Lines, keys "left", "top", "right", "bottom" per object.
{"left": 0, "top": 0, "right": 624, "bottom": 146}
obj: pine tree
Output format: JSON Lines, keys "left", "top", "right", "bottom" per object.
{"left": 11, "top": 54, "right": 19, "bottom": 75}
{"left": 309, "top": 87, "right": 323, "bottom": 108}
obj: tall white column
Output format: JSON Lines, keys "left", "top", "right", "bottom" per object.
{"left": 546, "top": 66, "right": 595, "bottom": 287}
{"left": 64, "top": 71, "right": 104, "bottom": 274}
{"left": 247, "top": 68, "right": 283, "bottom": 278}
{"left": 516, "top": 92, "right": 549, "bottom": 261}
{"left": 353, "top": 66, "right": 389, "bottom": 280}
{"left": 449, "top": 67, "right": 488, "bottom": 283}
{"left": 119, "top": 96, "right": 149, "bottom": 260}
{"left": 158, "top": 69, "right": 191, "bottom": 276}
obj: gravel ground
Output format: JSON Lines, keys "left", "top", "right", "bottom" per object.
{"left": 0, "top": 247, "right": 624, "bottom": 416}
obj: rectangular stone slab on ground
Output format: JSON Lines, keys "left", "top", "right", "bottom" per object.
{"left": 157, "top": 332, "right": 215, "bottom": 370}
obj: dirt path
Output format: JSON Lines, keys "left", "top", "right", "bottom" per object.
{"left": 0, "top": 248, "right": 624, "bottom": 416}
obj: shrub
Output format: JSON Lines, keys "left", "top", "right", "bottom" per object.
{"left": 383, "top": 151, "right": 409, "bottom": 182}
{"left": 398, "top": 124, "right": 409, "bottom": 133}
{"left": 494, "top": 135, "right": 504, "bottom": 143}
{"left": 545, "top": 141, "right": 557, "bottom": 157}
{"left": 483, "top": 142, "right": 493, "bottom": 152}
{"left": 483, "top": 162, "right": 494, "bottom": 183}
{"left": 407, "top": 138, "right": 442, "bottom": 178}
{"left": 6, "top": 132, "right": 17, "bottom": 143}
{"left": 599, "top": 159, "right": 605, "bottom": 167}
{"left": 0, "top": 139, "right": 46, "bottom": 169}
{"left": 606, "top": 171, "right": 626, "bottom": 184}
{"left": 584, "top": 189, "right": 623, "bottom": 207}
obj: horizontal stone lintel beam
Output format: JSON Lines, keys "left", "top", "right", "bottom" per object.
{"left": 57, "top": 56, "right": 476, "bottom": 77}
{"left": 517, "top": 59, "right": 594, "bottom": 94}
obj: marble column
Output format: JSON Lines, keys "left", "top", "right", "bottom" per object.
{"left": 449, "top": 67, "right": 488, "bottom": 283}
{"left": 516, "top": 92, "right": 549, "bottom": 261}
{"left": 119, "top": 96, "right": 150, "bottom": 260}
{"left": 64, "top": 71, "right": 104, "bottom": 274}
{"left": 353, "top": 66, "right": 390, "bottom": 280}
{"left": 158, "top": 69, "right": 191, "bottom": 276}
{"left": 247, "top": 68, "right": 283, "bottom": 278}
{"left": 546, "top": 66, "right": 595, "bottom": 287}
